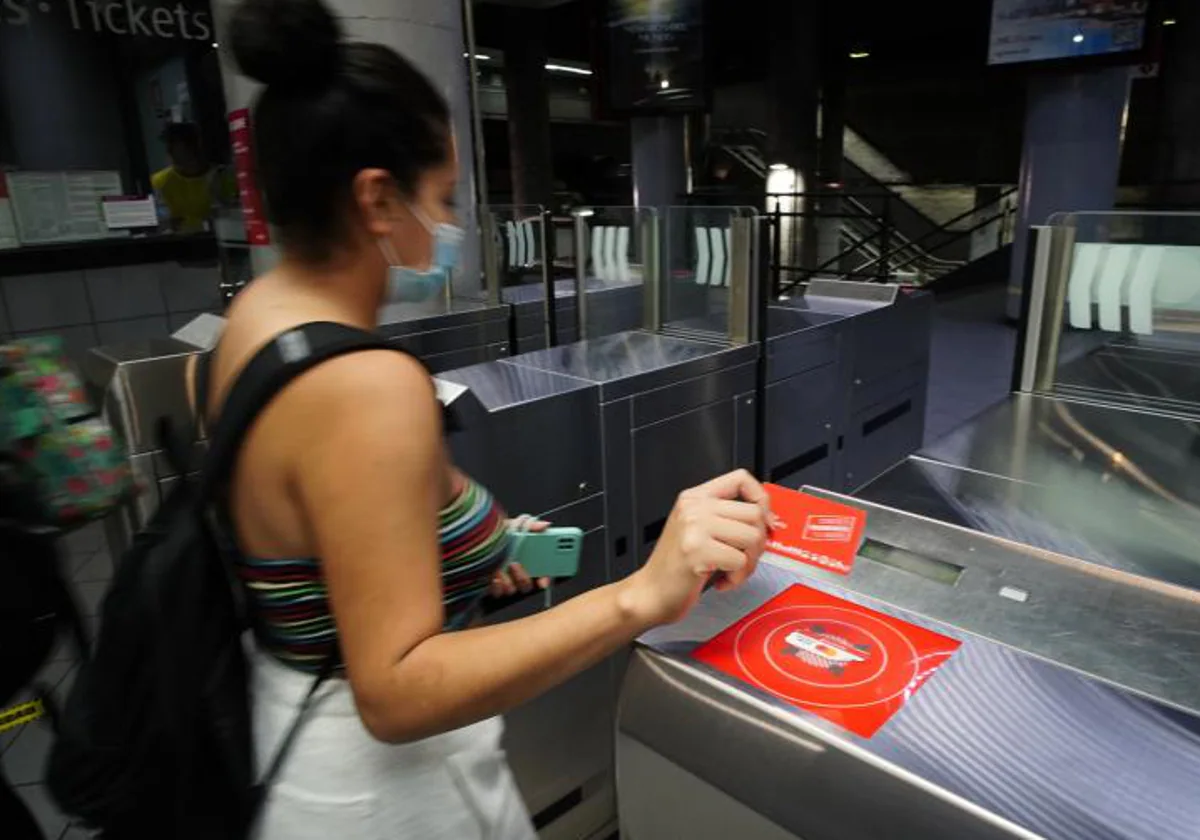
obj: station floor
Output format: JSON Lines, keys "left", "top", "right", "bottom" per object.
{"left": 1, "top": 285, "right": 1017, "bottom": 838}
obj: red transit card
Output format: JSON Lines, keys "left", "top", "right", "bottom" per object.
{"left": 764, "top": 484, "right": 866, "bottom": 576}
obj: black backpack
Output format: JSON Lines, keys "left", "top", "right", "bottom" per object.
{"left": 46, "top": 323, "right": 396, "bottom": 839}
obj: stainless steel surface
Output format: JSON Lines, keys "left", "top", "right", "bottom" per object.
{"left": 376, "top": 297, "right": 506, "bottom": 335}
{"left": 641, "top": 211, "right": 661, "bottom": 332}
{"left": 438, "top": 358, "right": 594, "bottom": 412}
{"left": 623, "top": 556, "right": 1200, "bottom": 840}
{"left": 728, "top": 216, "right": 757, "bottom": 346}
{"left": 861, "top": 455, "right": 1200, "bottom": 592}
{"left": 1055, "top": 340, "right": 1200, "bottom": 419}
{"left": 918, "top": 393, "right": 1200, "bottom": 587}
{"left": 1038, "top": 224, "right": 1074, "bottom": 392}
{"left": 83, "top": 339, "right": 199, "bottom": 456}
{"left": 805, "top": 277, "right": 898, "bottom": 307}
{"left": 170, "top": 312, "right": 226, "bottom": 350}
{"left": 480, "top": 209, "right": 503, "bottom": 306}
{"left": 798, "top": 488, "right": 1200, "bottom": 714}
{"left": 1019, "top": 225, "right": 1053, "bottom": 392}
{"left": 575, "top": 214, "right": 590, "bottom": 341}
{"left": 506, "top": 330, "right": 755, "bottom": 402}
{"left": 763, "top": 286, "right": 933, "bottom": 492}
{"left": 540, "top": 213, "right": 554, "bottom": 349}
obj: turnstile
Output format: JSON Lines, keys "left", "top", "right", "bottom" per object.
{"left": 81, "top": 204, "right": 937, "bottom": 840}
{"left": 616, "top": 492, "right": 1200, "bottom": 840}
{"left": 615, "top": 209, "right": 1200, "bottom": 840}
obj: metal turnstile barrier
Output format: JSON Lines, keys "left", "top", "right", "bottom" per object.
{"left": 84, "top": 203, "right": 937, "bottom": 840}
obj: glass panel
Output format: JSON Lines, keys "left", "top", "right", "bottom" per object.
{"left": 572, "top": 205, "right": 654, "bottom": 342}
{"left": 486, "top": 204, "right": 547, "bottom": 304}
{"left": 661, "top": 205, "right": 756, "bottom": 339}
{"left": 1047, "top": 211, "right": 1200, "bottom": 415}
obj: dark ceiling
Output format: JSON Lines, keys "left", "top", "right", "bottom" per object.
{"left": 473, "top": 0, "right": 997, "bottom": 83}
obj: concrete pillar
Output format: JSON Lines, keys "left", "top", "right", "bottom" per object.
{"left": 1152, "top": 8, "right": 1200, "bottom": 207}
{"left": 815, "top": 4, "right": 848, "bottom": 273}
{"left": 502, "top": 7, "right": 554, "bottom": 211}
{"left": 766, "top": 0, "right": 821, "bottom": 271}
{"left": 631, "top": 116, "right": 689, "bottom": 210}
{"left": 1007, "top": 67, "right": 1130, "bottom": 319}
{"left": 212, "top": 0, "right": 481, "bottom": 294}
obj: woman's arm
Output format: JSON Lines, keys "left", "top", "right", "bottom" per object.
{"left": 291, "top": 350, "right": 768, "bottom": 743}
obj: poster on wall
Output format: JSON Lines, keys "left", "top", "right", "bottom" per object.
{"left": 988, "top": 0, "right": 1149, "bottom": 66}
{"left": 228, "top": 108, "right": 270, "bottom": 247}
{"left": 605, "top": 0, "right": 705, "bottom": 113}
{"left": 693, "top": 585, "right": 962, "bottom": 738}
{"left": 6, "top": 171, "right": 125, "bottom": 245}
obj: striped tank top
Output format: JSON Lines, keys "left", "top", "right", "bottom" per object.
{"left": 236, "top": 478, "right": 511, "bottom": 673}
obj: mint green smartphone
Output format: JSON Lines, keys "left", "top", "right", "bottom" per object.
{"left": 508, "top": 527, "right": 583, "bottom": 579}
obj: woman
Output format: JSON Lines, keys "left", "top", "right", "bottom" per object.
{"left": 216, "top": 0, "right": 772, "bottom": 837}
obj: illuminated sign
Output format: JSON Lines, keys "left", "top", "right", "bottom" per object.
{"left": 605, "top": 0, "right": 705, "bottom": 113}
{"left": 988, "top": 0, "right": 1148, "bottom": 66}
{"left": 0, "top": 0, "right": 212, "bottom": 40}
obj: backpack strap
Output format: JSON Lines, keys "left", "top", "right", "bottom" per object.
{"left": 193, "top": 321, "right": 401, "bottom": 818}
{"left": 198, "top": 321, "right": 397, "bottom": 501}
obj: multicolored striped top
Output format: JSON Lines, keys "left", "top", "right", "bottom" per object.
{"left": 236, "top": 478, "right": 511, "bottom": 673}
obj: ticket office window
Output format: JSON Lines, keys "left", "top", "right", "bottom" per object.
{"left": 0, "top": 0, "right": 235, "bottom": 355}
{"left": 0, "top": 0, "right": 230, "bottom": 243}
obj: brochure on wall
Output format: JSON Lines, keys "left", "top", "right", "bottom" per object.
{"left": 101, "top": 196, "right": 159, "bottom": 230}
{"left": 0, "top": 176, "right": 19, "bottom": 250}
{"left": 7, "top": 171, "right": 127, "bottom": 245}
{"left": 692, "top": 584, "right": 962, "bottom": 738}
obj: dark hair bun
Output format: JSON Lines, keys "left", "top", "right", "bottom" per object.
{"left": 229, "top": 0, "right": 342, "bottom": 91}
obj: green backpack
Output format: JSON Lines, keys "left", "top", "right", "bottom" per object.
{"left": 0, "top": 336, "right": 134, "bottom": 528}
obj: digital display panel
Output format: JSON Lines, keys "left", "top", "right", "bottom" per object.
{"left": 988, "top": 0, "right": 1149, "bottom": 66}
{"left": 605, "top": 0, "right": 705, "bottom": 113}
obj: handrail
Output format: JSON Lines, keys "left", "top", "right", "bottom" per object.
{"left": 773, "top": 184, "right": 1018, "bottom": 294}
{"left": 841, "top": 195, "right": 965, "bottom": 272}
{"left": 889, "top": 206, "right": 1013, "bottom": 276}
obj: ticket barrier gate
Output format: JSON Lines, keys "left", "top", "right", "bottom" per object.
{"left": 82, "top": 207, "right": 936, "bottom": 839}
{"left": 615, "top": 209, "right": 1200, "bottom": 839}
{"left": 763, "top": 280, "right": 932, "bottom": 494}
{"left": 616, "top": 491, "right": 1200, "bottom": 840}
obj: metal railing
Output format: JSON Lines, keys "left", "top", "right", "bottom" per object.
{"left": 765, "top": 185, "right": 1018, "bottom": 296}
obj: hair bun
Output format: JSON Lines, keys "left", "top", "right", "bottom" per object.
{"left": 228, "top": 0, "right": 342, "bottom": 91}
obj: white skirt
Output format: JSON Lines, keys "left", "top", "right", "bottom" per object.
{"left": 250, "top": 645, "right": 537, "bottom": 840}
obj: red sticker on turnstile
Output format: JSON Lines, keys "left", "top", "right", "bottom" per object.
{"left": 692, "top": 585, "right": 961, "bottom": 738}
{"left": 764, "top": 484, "right": 866, "bottom": 576}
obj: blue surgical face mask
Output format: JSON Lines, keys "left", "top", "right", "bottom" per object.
{"left": 379, "top": 206, "right": 465, "bottom": 304}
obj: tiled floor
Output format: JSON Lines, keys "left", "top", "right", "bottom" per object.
{"left": 1, "top": 285, "right": 1016, "bottom": 838}
{"left": 2, "top": 522, "right": 107, "bottom": 840}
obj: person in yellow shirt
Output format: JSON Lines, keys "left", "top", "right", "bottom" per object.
{"left": 151, "top": 123, "right": 235, "bottom": 233}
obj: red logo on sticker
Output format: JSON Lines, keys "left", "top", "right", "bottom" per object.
{"left": 693, "top": 585, "right": 961, "bottom": 738}
{"left": 765, "top": 485, "right": 866, "bottom": 576}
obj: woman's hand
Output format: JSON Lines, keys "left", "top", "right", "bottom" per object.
{"left": 489, "top": 516, "right": 551, "bottom": 598}
{"left": 619, "top": 470, "right": 773, "bottom": 627}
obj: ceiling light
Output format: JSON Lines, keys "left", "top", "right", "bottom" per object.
{"left": 849, "top": 51, "right": 869, "bottom": 59}
{"left": 1072, "top": 33, "right": 1085, "bottom": 43}
{"left": 546, "top": 64, "right": 593, "bottom": 76}
{"left": 1163, "top": 18, "right": 1177, "bottom": 25}
{"left": 769, "top": 163, "right": 791, "bottom": 172}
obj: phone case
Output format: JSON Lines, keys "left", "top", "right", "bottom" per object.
{"left": 508, "top": 527, "right": 583, "bottom": 579}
